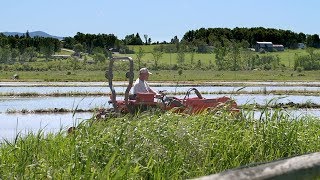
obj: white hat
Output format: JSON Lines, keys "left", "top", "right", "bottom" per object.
{"left": 139, "top": 68, "right": 152, "bottom": 74}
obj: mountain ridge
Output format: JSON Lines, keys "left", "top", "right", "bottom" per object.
{"left": 1, "top": 31, "right": 64, "bottom": 40}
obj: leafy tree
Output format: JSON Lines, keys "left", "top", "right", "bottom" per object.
{"left": 25, "top": 47, "right": 37, "bottom": 62}
{"left": 196, "top": 60, "right": 202, "bottom": 68}
{"left": 63, "top": 37, "right": 76, "bottom": 50}
{"left": 20, "top": 51, "right": 30, "bottom": 63}
{"left": 124, "top": 33, "right": 143, "bottom": 45}
{"left": 71, "top": 57, "right": 80, "bottom": 70}
{"left": 92, "top": 47, "right": 105, "bottom": 54}
{"left": 119, "top": 45, "right": 134, "bottom": 54}
{"left": 0, "top": 47, "right": 11, "bottom": 63}
{"left": 73, "top": 43, "right": 84, "bottom": 57}
{"left": 190, "top": 51, "right": 195, "bottom": 65}
{"left": 171, "top": 36, "right": 180, "bottom": 51}
{"left": 93, "top": 53, "right": 106, "bottom": 63}
{"left": 176, "top": 50, "right": 185, "bottom": 64}
{"left": 306, "top": 47, "right": 315, "bottom": 58}
{"left": 208, "top": 33, "right": 218, "bottom": 46}
{"left": 161, "top": 44, "right": 176, "bottom": 65}
{"left": 40, "top": 42, "right": 54, "bottom": 61}
{"left": 242, "top": 50, "right": 257, "bottom": 70}
{"left": 148, "top": 38, "right": 151, "bottom": 45}
{"left": 124, "top": 34, "right": 135, "bottom": 45}
{"left": 25, "top": 30, "right": 30, "bottom": 38}
{"left": 163, "top": 44, "right": 177, "bottom": 53}
{"left": 152, "top": 48, "right": 163, "bottom": 69}
{"left": 144, "top": 34, "right": 148, "bottom": 44}
{"left": 306, "top": 34, "right": 320, "bottom": 48}
{"left": 214, "top": 42, "right": 228, "bottom": 70}
{"left": 294, "top": 48, "right": 320, "bottom": 70}
{"left": 82, "top": 55, "right": 87, "bottom": 66}
{"left": 227, "top": 41, "right": 241, "bottom": 71}
{"left": 72, "top": 32, "right": 117, "bottom": 54}
{"left": 298, "top": 33, "right": 306, "bottom": 43}
{"left": 135, "top": 47, "right": 145, "bottom": 69}
{"left": 182, "top": 27, "right": 307, "bottom": 49}
{"left": 11, "top": 48, "right": 20, "bottom": 62}
{"left": 135, "top": 33, "right": 143, "bottom": 45}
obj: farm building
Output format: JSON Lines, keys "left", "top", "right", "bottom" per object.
{"left": 255, "top": 42, "right": 273, "bottom": 52}
{"left": 298, "top": 43, "right": 305, "bottom": 49}
{"left": 273, "top": 44, "right": 284, "bottom": 51}
{"left": 255, "top": 42, "right": 284, "bottom": 52}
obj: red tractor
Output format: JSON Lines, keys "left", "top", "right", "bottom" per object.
{"left": 102, "top": 57, "right": 239, "bottom": 116}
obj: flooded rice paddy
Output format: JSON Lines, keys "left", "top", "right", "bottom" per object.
{"left": 2, "top": 86, "right": 320, "bottom": 95}
{"left": 1, "top": 81, "right": 320, "bottom": 141}
{"left": 0, "top": 113, "right": 89, "bottom": 142}
{"left": 1, "top": 94, "right": 320, "bottom": 113}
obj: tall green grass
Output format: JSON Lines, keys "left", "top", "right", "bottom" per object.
{"left": 1, "top": 109, "right": 320, "bottom": 179}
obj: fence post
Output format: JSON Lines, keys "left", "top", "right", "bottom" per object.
{"left": 194, "top": 152, "right": 320, "bottom": 180}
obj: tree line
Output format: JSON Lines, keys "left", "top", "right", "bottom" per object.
{"left": 1, "top": 27, "right": 320, "bottom": 71}
{"left": 182, "top": 27, "right": 320, "bottom": 49}
{"left": 1, "top": 27, "right": 320, "bottom": 57}
{"left": 0, "top": 32, "right": 61, "bottom": 64}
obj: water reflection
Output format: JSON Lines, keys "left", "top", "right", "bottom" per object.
{"left": 1, "top": 86, "right": 320, "bottom": 94}
{"left": 244, "top": 109, "right": 320, "bottom": 120}
{"left": 2, "top": 81, "right": 320, "bottom": 87}
{"left": 0, "top": 113, "right": 91, "bottom": 141}
{"left": 1, "top": 108, "right": 320, "bottom": 142}
{"left": 0, "top": 96, "right": 109, "bottom": 113}
{"left": 1, "top": 94, "right": 320, "bottom": 113}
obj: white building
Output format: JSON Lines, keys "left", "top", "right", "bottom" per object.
{"left": 298, "top": 43, "right": 305, "bottom": 49}
{"left": 255, "top": 42, "right": 284, "bottom": 52}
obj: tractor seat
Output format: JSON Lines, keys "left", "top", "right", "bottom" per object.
{"left": 129, "top": 94, "right": 136, "bottom": 100}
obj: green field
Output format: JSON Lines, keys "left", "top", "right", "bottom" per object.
{"left": 127, "top": 46, "right": 319, "bottom": 68}
{"left": 1, "top": 47, "right": 320, "bottom": 82}
{"left": 115, "top": 51, "right": 215, "bottom": 66}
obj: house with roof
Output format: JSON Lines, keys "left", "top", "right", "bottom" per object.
{"left": 255, "top": 42, "right": 284, "bottom": 52}
{"left": 273, "top": 44, "right": 284, "bottom": 51}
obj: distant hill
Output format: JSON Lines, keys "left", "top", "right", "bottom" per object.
{"left": 1, "top": 31, "right": 64, "bottom": 40}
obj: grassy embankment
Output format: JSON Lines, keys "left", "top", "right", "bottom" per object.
{"left": 0, "top": 109, "right": 320, "bottom": 179}
{"left": 2, "top": 70, "right": 320, "bottom": 82}
{"left": 1, "top": 47, "right": 320, "bottom": 82}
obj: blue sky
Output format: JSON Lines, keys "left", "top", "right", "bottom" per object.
{"left": 1, "top": 0, "right": 319, "bottom": 42}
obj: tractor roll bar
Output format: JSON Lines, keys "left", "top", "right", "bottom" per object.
{"left": 183, "top": 88, "right": 203, "bottom": 100}
{"left": 106, "top": 57, "right": 134, "bottom": 113}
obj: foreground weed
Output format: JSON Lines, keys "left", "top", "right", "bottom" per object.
{"left": 1, "top": 109, "right": 320, "bottom": 179}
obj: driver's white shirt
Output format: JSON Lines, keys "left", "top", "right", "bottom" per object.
{"left": 133, "top": 78, "right": 151, "bottom": 94}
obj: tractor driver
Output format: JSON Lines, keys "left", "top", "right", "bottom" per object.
{"left": 133, "top": 68, "right": 160, "bottom": 97}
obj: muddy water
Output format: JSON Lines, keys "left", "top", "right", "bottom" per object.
{"left": 1, "top": 81, "right": 320, "bottom": 141}
{"left": 1, "top": 86, "right": 320, "bottom": 94}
